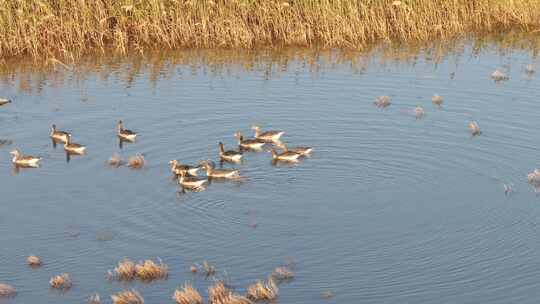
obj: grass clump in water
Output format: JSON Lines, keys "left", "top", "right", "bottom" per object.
{"left": 26, "top": 255, "right": 42, "bottom": 267}
{"left": 49, "top": 273, "right": 72, "bottom": 290}
{"left": 134, "top": 259, "right": 168, "bottom": 281}
{"left": 246, "top": 278, "right": 278, "bottom": 301}
{"left": 128, "top": 154, "right": 146, "bottom": 169}
{"left": 112, "top": 289, "right": 144, "bottom": 304}
{"left": 88, "top": 293, "right": 101, "bottom": 304}
{"left": 108, "top": 258, "right": 137, "bottom": 281}
{"left": 173, "top": 284, "right": 203, "bottom": 304}
{"left": 0, "top": 283, "right": 16, "bottom": 298}
{"left": 2, "top": 0, "right": 540, "bottom": 60}
{"left": 270, "top": 266, "right": 294, "bottom": 281}
{"left": 209, "top": 281, "right": 252, "bottom": 304}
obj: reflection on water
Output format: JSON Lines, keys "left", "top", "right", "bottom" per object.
{"left": 1, "top": 34, "right": 540, "bottom": 304}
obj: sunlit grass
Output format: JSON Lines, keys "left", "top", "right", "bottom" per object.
{"left": 0, "top": 283, "right": 16, "bottom": 298}
{"left": 112, "top": 289, "right": 144, "bottom": 304}
{"left": 173, "top": 284, "right": 203, "bottom": 304}
{"left": 1, "top": 0, "right": 540, "bottom": 60}
{"left": 246, "top": 278, "right": 278, "bottom": 301}
{"left": 49, "top": 273, "right": 72, "bottom": 290}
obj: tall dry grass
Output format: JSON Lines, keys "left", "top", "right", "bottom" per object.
{"left": 1, "top": 0, "right": 540, "bottom": 61}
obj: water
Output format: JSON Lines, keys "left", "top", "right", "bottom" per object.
{"left": 1, "top": 41, "right": 540, "bottom": 303}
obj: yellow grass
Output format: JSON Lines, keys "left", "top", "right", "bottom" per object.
{"left": 26, "top": 255, "right": 42, "bottom": 267}
{"left": 128, "top": 154, "right": 146, "bottom": 169}
{"left": 0, "top": 283, "right": 16, "bottom": 298}
{"left": 173, "top": 284, "right": 203, "bottom": 304}
{"left": 209, "top": 282, "right": 252, "bottom": 304}
{"left": 246, "top": 278, "right": 278, "bottom": 301}
{"left": 49, "top": 273, "right": 72, "bottom": 290}
{"left": 112, "top": 289, "right": 144, "bottom": 304}
{"left": 1, "top": 0, "right": 540, "bottom": 61}
{"left": 134, "top": 259, "right": 169, "bottom": 281}
{"left": 108, "top": 258, "right": 137, "bottom": 281}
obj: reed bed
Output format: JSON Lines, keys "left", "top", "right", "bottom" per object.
{"left": 108, "top": 258, "right": 137, "bottom": 281}
{"left": 208, "top": 281, "right": 252, "bottom": 304}
{"left": 173, "top": 284, "right": 203, "bottom": 304}
{"left": 0, "top": 283, "right": 16, "bottom": 298}
{"left": 111, "top": 289, "right": 144, "bottom": 304}
{"left": 134, "top": 259, "right": 169, "bottom": 281}
{"left": 1, "top": 0, "right": 540, "bottom": 61}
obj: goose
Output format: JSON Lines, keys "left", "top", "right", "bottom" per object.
{"left": 252, "top": 125, "right": 285, "bottom": 142}
{"left": 178, "top": 171, "right": 208, "bottom": 189}
{"left": 50, "top": 124, "right": 71, "bottom": 143}
{"left": 169, "top": 159, "right": 201, "bottom": 176}
{"left": 202, "top": 160, "right": 240, "bottom": 179}
{"left": 64, "top": 135, "right": 86, "bottom": 154}
{"left": 219, "top": 142, "right": 242, "bottom": 162}
{"left": 234, "top": 132, "right": 265, "bottom": 150}
{"left": 270, "top": 148, "right": 302, "bottom": 162}
{"left": 276, "top": 142, "right": 313, "bottom": 156}
{"left": 469, "top": 121, "right": 481, "bottom": 136}
{"left": 0, "top": 98, "right": 11, "bottom": 106}
{"left": 117, "top": 120, "right": 137, "bottom": 141}
{"left": 10, "top": 149, "right": 41, "bottom": 166}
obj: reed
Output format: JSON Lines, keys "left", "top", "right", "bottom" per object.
{"left": 26, "top": 255, "right": 42, "bottom": 267}
{"left": 108, "top": 258, "right": 137, "bottom": 281}
{"left": 209, "top": 281, "right": 252, "bottom": 304}
{"left": 1, "top": 0, "right": 540, "bottom": 61}
{"left": 49, "top": 273, "right": 72, "bottom": 290}
{"left": 173, "top": 284, "right": 203, "bottom": 304}
{"left": 0, "top": 283, "right": 16, "bottom": 298}
{"left": 271, "top": 266, "right": 294, "bottom": 281}
{"left": 134, "top": 259, "right": 169, "bottom": 281}
{"left": 246, "top": 278, "right": 278, "bottom": 301}
{"left": 111, "top": 289, "right": 144, "bottom": 304}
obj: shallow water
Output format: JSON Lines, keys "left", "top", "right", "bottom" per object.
{"left": 1, "top": 41, "right": 540, "bottom": 303}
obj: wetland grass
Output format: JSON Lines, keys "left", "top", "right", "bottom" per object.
{"left": 128, "top": 154, "right": 146, "bottom": 169}
{"left": 0, "top": 283, "right": 16, "bottom": 298}
{"left": 173, "top": 284, "right": 203, "bottom": 304}
{"left": 246, "top": 278, "right": 278, "bottom": 301}
{"left": 26, "top": 255, "right": 42, "bottom": 267}
{"left": 208, "top": 281, "right": 252, "bottom": 304}
{"left": 108, "top": 258, "right": 137, "bottom": 281}
{"left": 134, "top": 259, "right": 168, "bottom": 281}
{"left": 2, "top": 0, "right": 540, "bottom": 60}
{"left": 271, "top": 266, "right": 294, "bottom": 281}
{"left": 49, "top": 273, "right": 72, "bottom": 290}
{"left": 111, "top": 289, "right": 144, "bottom": 304}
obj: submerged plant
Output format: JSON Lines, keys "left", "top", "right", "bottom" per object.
{"left": 49, "top": 273, "right": 72, "bottom": 290}
{"left": 271, "top": 266, "right": 295, "bottom": 281}
{"left": 0, "top": 283, "right": 16, "bottom": 298}
{"left": 431, "top": 94, "right": 443, "bottom": 106}
{"left": 112, "top": 289, "right": 144, "bottom": 304}
{"left": 491, "top": 69, "right": 509, "bottom": 81}
{"left": 173, "top": 284, "right": 203, "bottom": 304}
{"left": 201, "top": 261, "right": 216, "bottom": 276}
{"left": 135, "top": 259, "right": 168, "bottom": 281}
{"left": 373, "top": 95, "right": 391, "bottom": 108}
{"left": 88, "top": 293, "right": 101, "bottom": 304}
{"left": 108, "top": 153, "right": 123, "bottom": 167}
{"left": 414, "top": 106, "right": 425, "bottom": 119}
{"left": 246, "top": 278, "right": 278, "bottom": 301}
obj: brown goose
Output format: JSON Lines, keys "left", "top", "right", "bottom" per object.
{"left": 50, "top": 124, "right": 71, "bottom": 143}
{"left": 201, "top": 160, "right": 240, "bottom": 179}
{"left": 277, "top": 142, "right": 313, "bottom": 156}
{"left": 0, "top": 98, "right": 11, "bottom": 106}
{"left": 270, "top": 149, "right": 301, "bottom": 162}
{"left": 117, "top": 120, "right": 137, "bottom": 141}
{"left": 169, "top": 159, "right": 201, "bottom": 176}
{"left": 219, "top": 142, "right": 242, "bottom": 162}
{"left": 178, "top": 171, "right": 208, "bottom": 189}
{"left": 234, "top": 132, "right": 265, "bottom": 150}
{"left": 64, "top": 135, "right": 86, "bottom": 154}
{"left": 10, "top": 149, "right": 41, "bottom": 166}
{"left": 252, "top": 125, "right": 285, "bottom": 142}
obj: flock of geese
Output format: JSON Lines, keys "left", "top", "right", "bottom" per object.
{"left": 2, "top": 98, "right": 312, "bottom": 191}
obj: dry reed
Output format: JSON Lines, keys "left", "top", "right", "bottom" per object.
{"left": 0, "top": 283, "right": 16, "bottom": 298}
{"left": 246, "top": 278, "right": 278, "bottom": 301}
{"left": 108, "top": 258, "right": 137, "bottom": 281}
{"left": 173, "top": 284, "right": 203, "bottom": 304}
{"left": 209, "top": 281, "right": 252, "bottom": 304}
{"left": 202, "top": 261, "right": 216, "bottom": 276}
{"left": 111, "top": 289, "right": 144, "bottom": 304}
{"left": 49, "top": 273, "right": 72, "bottom": 290}
{"left": 2, "top": 0, "right": 540, "bottom": 61}
{"left": 134, "top": 259, "right": 168, "bottom": 281}
{"left": 128, "top": 154, "right": 146, "bottom": 169}
{"left": 88, "top": 293, "right": 101, "bottom": 304}
{"left": 26, "top": 255, "right": 42, "bottom": 267}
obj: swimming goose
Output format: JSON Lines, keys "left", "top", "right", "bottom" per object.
{"left": 469, "top": 121, "right": 481, "bottom": 136}
{"left": 64, "top": 135, "right": 86, "bottom": 154}
{"left": 277, "top": 142, "right": 313, "bottom": 156}
{"left": 270, "top": 149, "right": 302, "bottom": 162}
{"left": 219, "top": 142, "right": 243, "bottom": 162}
{"left": 10, "top": 149, "right": 41, "bottom": 166}
{"left": 178, "top": 171, "right": 208, "bottom": 189}
{"left": 0, "top": 98, "right": 11, "bottom": 106}
{"left": 169, "top": 159, "right": 201, "bottom": 176}
{"left": 252, "top": 125, "right": 285, "bottom": 142}
{"left": 234, "top": 132, "right": 265, "bottom": 150}
{"left": 117, "top": 120, "right": 137, "bottom": 141}
{"left": 202, "top": 160, "right": 240, "bottom": 179}
{"left": 50, "top": 124, "right": 71, "bottom": 143}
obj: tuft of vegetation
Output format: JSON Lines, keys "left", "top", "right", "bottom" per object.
{"left": 0, "top": 283, "right": 16, "bottom": 298}
{"left": 134, "top": 259, "right": 168, "bottom": 281}
{"left": 246, "top": 278, "right": 278, "bottom": 301}
{"left": 108, "top": 153, "right": 123, "bottom": 167}
{"left": 2, "top": 0, "right": 540, "bottom": 60}
{"left": 209, "top": 281, "right": 252, "bottom": 304}
{"left": 108, "top": 258, "right": 137, "bottom": 281}
{"left": 26, "top": 255, "right": 42, "bottom": 267}
{"left": 49, "top": 273, "right": 72, "bottom": 290}
{"left": 88, "top": 293, "right": 101, "bottom": 304}
{"left": 270, "top": 266, "right": 294, "bottom": 281}
{"left": 111, "top": 289, "right": 144, "bottom": 304}
{"left": 173, "top": 284, "right": 203, "bottom": 304}
{"left": 128, "top": 154, "right": 146, "bottom": 169}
